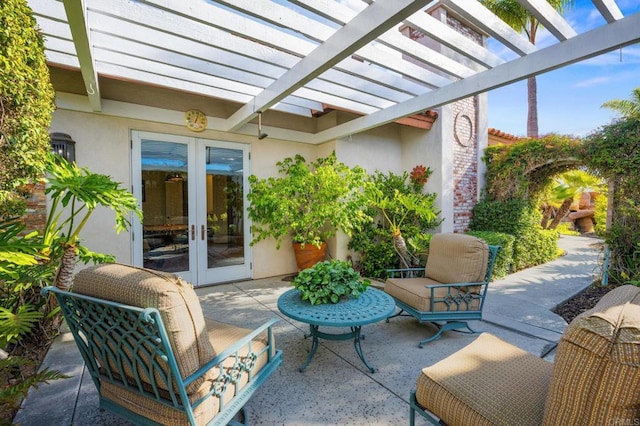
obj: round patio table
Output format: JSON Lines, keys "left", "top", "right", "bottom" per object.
{"left": 277, "top": 287, "right": 395, "bottom": 373}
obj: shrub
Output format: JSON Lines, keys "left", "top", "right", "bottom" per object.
{"left": 247, "top": 153, "right": 368, "bottom": 249}
{"left": 466, "top": 231, "right": 514, "bottom": 279}
{"left": 0, "top": 0, "right": 55, "bottom": 217}
{"left": 593, "top": 193, "right": 608, "bottom": 237}
{"left": 348, "top": 168, "right": 441, "bottom": 278}
{"left": 470, "top": 198, "right": 559, "bottom": 271}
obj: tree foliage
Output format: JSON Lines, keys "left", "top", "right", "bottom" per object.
{"left": 247, "top": 152, "right": 368, "bottom": 249}
{"left": 0, "top": 0, "right": 55, "bottom": 217}
{"left": 480, "top": 102, "right": 640, "bottom": 285}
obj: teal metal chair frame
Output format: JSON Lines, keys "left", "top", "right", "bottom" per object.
{"left": 42, "top": 286, "right": 282, "bottom": 426}
{"left": 409, "top": 390, "right": 442, "bottom": 425}
{"left": 386, "top": 245, "right": 500, "bottom": 347}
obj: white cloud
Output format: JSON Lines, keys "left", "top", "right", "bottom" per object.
{"left": 572, "top": 76, "right": 614, "bottom": 88}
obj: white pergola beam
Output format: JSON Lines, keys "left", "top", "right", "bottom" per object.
{"left": 310, "top": 11, "right": 640, "bottom": 143}
{"left": 443, "top": 0, "right": 537, "bottom": 56}
{"left": 516, "top": 0, "right": 577, "bottom": 40}
{"left": 403, "top": 12, "right": 504, "bottom": 68}
{"left": 224, "top": 0, "right": 433, "bottom": 132}
{"left": 593, "top": 0, "right": 624, "bottom": 23}
{"left": 62, "top": 0, "right": 101, "bottom": 111}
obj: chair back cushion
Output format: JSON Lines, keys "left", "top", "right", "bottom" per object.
{"left": 72, "top": 263, "right": 216, "bottom": 392}
{"left": 543, "top": 285, "right": 640, "bottom": 425}
{"left": 425, "top": 233, "right": 489, "bottom": 284}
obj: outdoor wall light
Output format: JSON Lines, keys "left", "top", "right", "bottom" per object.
{"left": 257, "top": 112, "right": 268, "bottom": 140}
{"left": 50, "top": 132, "right": 76, "bottom": 162}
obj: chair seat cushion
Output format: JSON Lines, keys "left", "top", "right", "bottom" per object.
{"left": 384, "top": 278, "right": 480, "bottom": 312}
{"left": 416, "top": 333, "right": 553, "bottom": 426}
{"left": 543, "top": 284, "right": 640, "bottom": 425}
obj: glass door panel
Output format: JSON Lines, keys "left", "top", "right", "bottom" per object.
{"left": 140, "top": 140, "right": 191, "bottom": 274}
{"left": 132, "top": 131, "right": 250, "bottom": 285}
{"left": 204, "top": 147, "right": 245, "bottom": 269}
{"left": 198, "top": 142, "right": 250, "bottom": 284}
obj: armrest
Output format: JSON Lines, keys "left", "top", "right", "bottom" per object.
{"left": 184, "top": 317, "right": 280, "bottom": 388}
{"left": 386, "top": 268, "right": 425, "bottom": 278}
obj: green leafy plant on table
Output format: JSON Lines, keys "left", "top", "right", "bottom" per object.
{"left": 292, "top": 260, "right": 371, "bottom": 305}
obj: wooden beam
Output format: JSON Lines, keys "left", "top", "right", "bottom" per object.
{"left": 592, "top": 0, "right": 624, "bottom": 23}
{"left": 224, "top": 0, "right": 433, "bottom": 131}
{"left": 62, "top": 0, "right": 101, "bottom": 111}
{"left": 310, "top": 12, "right": 640, "bottom": 143}
{"left": 443, "top": 0, "right": 536, "bottom": 56}
{"left": 516, "top": 0, "right": 577, "bottom": 41}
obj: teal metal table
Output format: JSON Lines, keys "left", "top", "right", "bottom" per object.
{"left": 277, "top": 287, "right": 395, "bottom": 373}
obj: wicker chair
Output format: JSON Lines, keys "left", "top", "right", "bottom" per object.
{"left": 43, "top": 263, "right": 282, "bottom": 426}
{"left": 410, "top": 284, "right": 640, "bottom": 425}
{"left": 384, "top": 233, "right": 500, "bottom": 347}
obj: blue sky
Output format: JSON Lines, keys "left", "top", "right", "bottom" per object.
{"left": 487, "top": 0, "right": 640, "bottom": 137}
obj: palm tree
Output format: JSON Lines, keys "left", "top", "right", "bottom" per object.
{"left": 540, "top": 170, "right": 605, "bottom": 230}
{"left": 601, "top": 87, "right": 640, "bottom": 120}
{"left": 481, "top": 0, "right": 573, "bottom": 138}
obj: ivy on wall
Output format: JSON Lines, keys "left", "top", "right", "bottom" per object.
{"left": 0, "top": 0, "right": 55, "bottom": 217}
{"left": 583, "top": 118, "right": 640, "bottom": 284}
{"left": 483, "top": 134, "right": 582, "bottom": 202}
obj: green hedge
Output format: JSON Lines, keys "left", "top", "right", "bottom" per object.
{"left": 466, "top": 230, "right": 514, "bottom": 279}
{"left": 470, "top": 198, "right": 559, "bottom": 271}
{"left": 0, "top": 0, "right": 55, "bottom": 216}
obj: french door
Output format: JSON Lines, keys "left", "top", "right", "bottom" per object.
{"left": 131, "top": 131, "right": 251, "bottom": 285}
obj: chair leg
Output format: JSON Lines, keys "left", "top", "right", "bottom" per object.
{"left": 410, "top": 390, "right": 442, "bottom": 425}
{"left": 418, "top": 321, "right": 475, "bottom": 348}
{"left": 227, "top": 406, "right": 248, "bottom": 426}
{"left": 385, "top": 308, "right": 406, "bottom": 322}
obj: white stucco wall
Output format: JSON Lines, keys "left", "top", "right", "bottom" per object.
{"left": 49, "top": 93, "right": 463, "bottom": 283}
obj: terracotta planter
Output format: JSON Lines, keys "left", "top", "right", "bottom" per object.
{"left": 293, "top": 242, "right": 326, "bottom": 271}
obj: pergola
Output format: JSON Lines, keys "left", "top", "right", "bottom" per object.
{"left": 29, "top": 0, "right": 640, "bottom": 143}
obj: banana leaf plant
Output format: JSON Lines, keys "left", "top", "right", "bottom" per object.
{"left": 42, "top": 153, "right": 143, "bottom": 290}
{"left": 364, "top": 184, "right": 438, "bottom": 269}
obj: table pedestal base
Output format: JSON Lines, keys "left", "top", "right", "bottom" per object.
{"left": 301, "top": 325, "right": 375, "bottom": 373}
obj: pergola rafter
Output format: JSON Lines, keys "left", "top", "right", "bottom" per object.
{"left": 28, "top": 0, "right": 640, "bottom": 143}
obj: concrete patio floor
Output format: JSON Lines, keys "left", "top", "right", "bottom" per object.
{"left": 15, "top": 235, "right": 602, "bottom": 425}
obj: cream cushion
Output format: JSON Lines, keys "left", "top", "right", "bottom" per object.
{"left": 72, "top": 263, "right": 270, "bottom": 426}
{"left": 425, "top": 233, "right": 488, "bottom": 284}
{"left": 416, "top": 333, "right": 553, "bottom": 426}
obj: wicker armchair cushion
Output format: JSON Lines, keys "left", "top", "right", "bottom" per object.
{"left": 416, "top": 333, "right": 553, "bottom": 426}
{"left": 542, "top": 284, "right": 640, "bottom": 425}
{"left": 72, "top": 264, "right": 216, "bottom": 393}
{"left": 384, "top": 277, "right": 480, "bottom": 312}
{"left": 425, "top": 233, "right": 488, "bottom": 284}
{"left": 98, "top": 318, "right": 270, "bottom": 426}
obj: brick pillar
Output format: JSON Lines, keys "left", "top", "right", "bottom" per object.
{"left": 24, "top": 181, "right": 47, "bottom": 232}
{"left": 452, "top": 97, "right": 479, "bottom": 232}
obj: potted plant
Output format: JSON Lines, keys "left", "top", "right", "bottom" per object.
{"left": 247, "top": 152, "right": 368, "bottom": 270}
{"left": 292, "top": 260, "right": 371, "bottom": 305}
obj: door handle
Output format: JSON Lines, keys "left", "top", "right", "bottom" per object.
{"left": 201, "top": 224, "right": 205, "bottom": 241}
{"left": 191, "top": 224, "right": 195, "bottom": 241}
